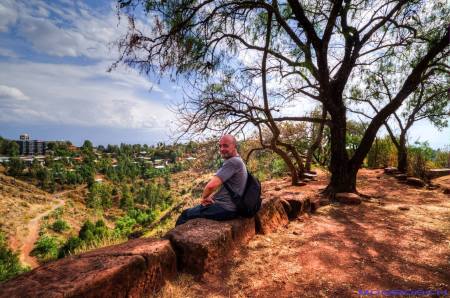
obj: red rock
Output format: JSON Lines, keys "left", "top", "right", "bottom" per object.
{"left": 395, "top": 174, "right": 407, "bottom": 181}
{"left": 0, "top": 238, "right": 176, "bottom": 298}
{"left": 14, "top": 255, "right": 145, "bottom": 298}
{"left": 255, "top": 198, "right": 289, "bottom": 234}
{"left": 384, "top": 167, "right": 398, "bottom": 175}
{"left": 82, "top": 238, "right": 177, "bottom": 296}
{"left": 406, "top": 177, "right": 425, "bottom": 187}
{"left": 310, "top": 198, "right": 320, "bottom": 213}
{"left": 335, "top": 193, "right": 361, "bottom": 205}
{"left": 165, "top": 218, "right": 233, "bottom": 276}
{"left": 302, "top": 198, "right": 312, "bottom": 213}
{"left": 303, "top": 173, "right": 317, "bottom": 179}
{"left": 224, "top": 217, "right": 255, "bottom": 245}
{"left": 280, "top": 198, "right": 292, "bottom": 216}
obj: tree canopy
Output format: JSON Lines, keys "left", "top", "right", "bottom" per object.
{"left": 115, "top": 0, "right": 449, "bottom": 193}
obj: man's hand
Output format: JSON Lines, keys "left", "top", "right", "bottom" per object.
{"left": 200, "top": 176, "right": 222, "bottom": 206}
{"left": 201, "top": 195, "right": 214, "bottom": 206}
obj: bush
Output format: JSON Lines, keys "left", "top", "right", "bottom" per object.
{"left": 114, "top": 216, "right": 137, "bottom": 236}
{"left": 58, "top": 236, "right": 82, "bottom": 258}
{"left": 366, "top": 136, "right": 397, "bottom": 168}
{"left": 0, "top": 232, "right": 29, "bottom": 282}
{"left": 51, "top": 219, "right": 70, "bottom": 233}
{"left": 31, "top": 235, "right": 59, "bottom": 262}
{"left": 408, "top": 141, "right": 434, "bottom": 179}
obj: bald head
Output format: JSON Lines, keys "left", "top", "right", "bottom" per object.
{"left": 219, "top": 134, "right": 238, "bottom": 159}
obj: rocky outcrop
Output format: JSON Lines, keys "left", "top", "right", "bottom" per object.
{"left": 255, "top": 198, "right": 289, "bottom": 234}
{"left": 384, "top": 167, "right": 399, "bottom": 175}
{"left": 406, "top": 177, "right": 426, "bottom": 187}
{"left": 394, "top": 174, "right": 408, "bottom": 181}
{"left": 225, "top": 217, "right": 255, "bottom": 244}
{"left": 165, "top": 218, "right": 233, "bottom": 276}
{"left": 0, "top": 238, "right": 176, "bottom": 298}
{"left": 335, "top": 193, "right": 362, "bottom": 205}
{"left": 426, "top": 169, "right": 450, "bottom": 179}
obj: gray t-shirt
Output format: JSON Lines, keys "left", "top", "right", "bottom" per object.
{"left": 213, "top": 156, "right": 248, "bottom": 212}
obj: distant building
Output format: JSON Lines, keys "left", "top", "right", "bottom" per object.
{"left": 20, "top": 134, "right": 30, "bottom": 140}
{"left": 15, "top": 134, "right": 46, "bottom": 155}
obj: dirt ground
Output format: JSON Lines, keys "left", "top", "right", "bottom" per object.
{"left": 159, "top": 169, "right": 450, "bottom": 297}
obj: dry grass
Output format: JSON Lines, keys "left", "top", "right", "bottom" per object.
{"left": 156, "top": 274, "right": 198, "bottom": 298}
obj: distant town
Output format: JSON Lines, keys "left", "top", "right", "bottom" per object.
{"left": 0, "top": 134, "right": 197, "bottom": 170}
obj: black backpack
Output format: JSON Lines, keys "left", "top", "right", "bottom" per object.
{"left": 223, "top": 171, "right": 262, "bottom": 218}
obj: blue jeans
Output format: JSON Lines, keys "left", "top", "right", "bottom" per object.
{"left": 175, "top": 204, "right": 237, "bottom": 226}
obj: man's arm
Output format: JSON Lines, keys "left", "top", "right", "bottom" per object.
{"left": 200, "top": 176, "right": 222, "bottom": 206}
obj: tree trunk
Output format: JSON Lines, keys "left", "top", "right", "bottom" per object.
{"left": 397, "top": 133, "right": 408, "bottom": 173}
{"left": 326, "top": 104, "right": 357, "bottom": 193}
{"left": 272, "top": 146, "right": 300, "bottom": 185}
{"left": 305, "top": 107, "right": 327, "bottom": 172}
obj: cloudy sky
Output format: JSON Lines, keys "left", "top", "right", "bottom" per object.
{"left": 0, "top": 0, "right": 448, "bottom": 148}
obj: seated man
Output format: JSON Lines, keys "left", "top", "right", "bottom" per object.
{"left": 175, "top": 134, "right": 247, "bottom": 226}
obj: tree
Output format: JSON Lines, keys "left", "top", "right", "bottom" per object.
{"left": 6, "top": 158, "right": 25, "bottom": 177}
{"left": 115, "top": 0, "right": 449, "bottom": 194}
{"left": 6, "top": 142, "right": 19, "bottom": 157}
{"left": 349, "top": 60, "right": 449, "bottom": 173}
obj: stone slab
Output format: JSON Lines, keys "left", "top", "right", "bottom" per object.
{"left": 255, "top": 198, "right": 289, "bottom": 234}
{"left": 0, "top": 238, "right": 177, "bottom": 298}
{"left": 165, "top": 219, "right": 233, "bottom": 276}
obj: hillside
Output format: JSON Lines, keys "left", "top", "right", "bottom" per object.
{"left": 0, "top": 166, "right": 207, "bottom": 269}
{"left": 0, "top": 172, "right": 54, "bottom": 247}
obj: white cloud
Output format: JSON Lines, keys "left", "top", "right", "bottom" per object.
{"left": 0, "top": 0, "right": 18, "bottom": 32}
{"left": 2, "top": 0, "right": 128, "bottom": 60}
{"left": 0, "top": 85, "right": 29, "bottom": 100}
{"left": 0, "top": 47, "right": 19, "bottom": 58}
{"left": 0, "top": 61, "right": 174, "bottom": 129}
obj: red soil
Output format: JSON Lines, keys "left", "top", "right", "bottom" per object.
{"left": 165, "top": 169, "right": 450, "bottom": 297}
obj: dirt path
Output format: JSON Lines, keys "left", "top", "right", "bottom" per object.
{"left": 160, "top": 170, "right": 450, "bottom": 297}
{"left": 16, "top": 188, "right": 82, "bottom": 268}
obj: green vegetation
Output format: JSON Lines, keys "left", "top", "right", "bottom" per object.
{"left": 0, "top": 231, "right": 29, "bottom": 282}
{"left": 31, "top": 234, "right": 60, "bottom": 263}
{"left": 51, "top": 219, "right": 70, "bottom": 233}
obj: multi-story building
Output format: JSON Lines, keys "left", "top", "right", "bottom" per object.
{"left": 16, "top": 134, "right": 46, "bottom": 155}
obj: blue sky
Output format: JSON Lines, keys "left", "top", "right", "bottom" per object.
{"left": 0, "top": 0, "right": 448, "bottom": 148}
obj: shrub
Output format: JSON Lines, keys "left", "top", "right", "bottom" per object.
{"left": 0, "top": 232, "right": 29, "bottom": 282}
{"left": 58, "top": 236, "right": 82, "bottom": 258}
{"left": 408, "top": 141, "right": 434, "bottom": 179}
{"left": 51, "top": 219, "right": 70, "bottom": 233}
{"left": 31, "top": 234, "right": 59, "bottom": 262}
{"left": 366, "top": 136, "right": 397, "bottom": 168}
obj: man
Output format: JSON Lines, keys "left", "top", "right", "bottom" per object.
{"left": 175, "top": 134, "right": 247, "bottom": 226}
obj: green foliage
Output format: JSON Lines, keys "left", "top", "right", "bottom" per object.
{"left": 31, "top": 234, "right": 59, "bottom": 262}
{"left": 87, "top": 183, "right": 113, "bottom": 210}
{"left": 407, "top": 141, "right": 434, "bottom": 179}
{"left": 6, "top": 157, "right": 25, "bottom": 177}
{"left": 119, "top": 184, "right": 134, "bottom": 210}
{"left": 58, "top": 236, "right": 82, "bottom": 258}
{"left": 58, "top": 219, "right": 112, "bottom": 258}
{"left": 270, "top": 157, "right": 288, "bottom": 177}
{"left": 366, "top": 137, "right": 397, "bottom": 168}
{"left": 51, "top": 219, "right": 70, "bottom": 233}
{"left": 114, "top": 215, "right": 137, "bottom": 236}
{"left": 0, "top": 231, "right": 29, "bottom": 282}
{"left": 434, "top": 148, "right": 450, "bottom": 168}
{"left": 346, "top": 121, "right": 368, "bottom": 157}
